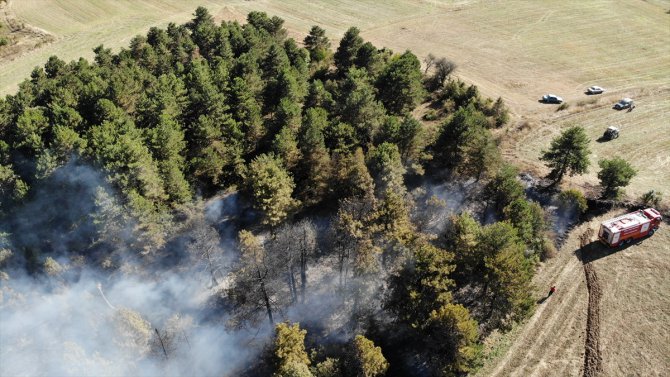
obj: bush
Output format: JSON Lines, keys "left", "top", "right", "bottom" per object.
{"left": 640, "top": 190, "right": 663, "bottom": 208}
{"left": 541, "top": 239, "right": 557, "bottom": 261}
{"left": 423, "top": 109, "right": 439, "bottom": 121}
{"left": 556, "top": 102, "right": 569, "bottom": 111}
{"left": 557, "top": 189, "right": 588, "bottom": 215}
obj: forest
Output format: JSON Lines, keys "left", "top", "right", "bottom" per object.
{"left": 0, "top": 7, "right": 553, "bottom": 377}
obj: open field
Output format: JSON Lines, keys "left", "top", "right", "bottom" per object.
{"left": 2, "top": 0, "right": 670, "bottom": 104}
{"left": 2, "top": 0, "right": 668, "bottom": 196}
{"left": 507, "top": 88, "right": 670, "bottom": 201}
{"left": 477, "top": 211, "right": 670, "bottom": 377}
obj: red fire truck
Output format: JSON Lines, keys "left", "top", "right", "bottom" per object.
{"left": 598, "top": 208, "right": 663, "bottom": 247}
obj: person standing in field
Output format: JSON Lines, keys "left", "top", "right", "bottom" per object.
{"left": 548, "top": 286, "right": 556, "bottom": 297}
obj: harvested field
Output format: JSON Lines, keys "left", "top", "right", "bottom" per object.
{"left": 0, "top": 0, "right": 55, "bottom": 62}
{"left": 478, "top": 211, "right": 670, "bottom": 377}
{"left": 3, "top": 0, "right": 667, "bottom": 199}
{"left": 507, "top": 89, "right": 670, "bottom": 201}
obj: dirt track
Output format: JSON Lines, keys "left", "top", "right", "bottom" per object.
{"left": 479, "top": 213, "right": 670, "bottom": 377}
{"left": 480, "top": 222, "right": 590, "bottom": 377}
{"left": 580, "top": 227, "right": 602, "bottom": 377}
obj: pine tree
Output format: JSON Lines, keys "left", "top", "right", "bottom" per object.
{"left": 426, "top": 304, "right": 480, "bottom": 375}
{"left": 334, "top": 27, "right": 364, "bottom": 75}
{"left": 273, "top": 322, "right": 311, "bottom": 369}
{"left": 597, "top": 157, "right": 637, "bottom": 198}
{"left": 246, "top": 153, "right": 297, "bottom": 227}
{"left": 376, "top": 50, "right": 425, "bottom": 115}
{"left": 540, "top": 126, "right": 591, "bottom": 185}
{"left": 349, "top": 335, "right": 388, "bottom": 377}
{"left": 304, "top": 26, "right": 331, "bottom": 63}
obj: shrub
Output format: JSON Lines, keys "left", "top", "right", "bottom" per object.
{"left": 541, "top": 239, "right": 557, "bottom": 261}
{"left": 556, "top": 102, "right": 569, "bottom": 111}
{"left": 640, "top": 190, "right": 663, "bottom": 208}
{"left": 557, "top": 189, "right": 588, "bottom": 215}
{"left": 423, "top": 109, "right": 439, "bottom": 121}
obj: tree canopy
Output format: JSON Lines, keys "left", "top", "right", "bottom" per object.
{"left": 540, "top": 126, "right": 591, "bottom": 184}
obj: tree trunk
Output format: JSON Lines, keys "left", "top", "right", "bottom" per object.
{"left": 300, "top": 252, "right": 307, "bottom": 304}
{"left": 257, "top": 268, "right": 274, "bottom": 325}
{"left": 287, "top": 265, "right": 297, "bottom": 303}
{"left": 260, "top": 279, "right": 274, "bottom": 325}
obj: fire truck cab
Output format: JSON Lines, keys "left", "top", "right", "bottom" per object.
{"left": 598, "top": 208, "right": 662, "bottom": 247}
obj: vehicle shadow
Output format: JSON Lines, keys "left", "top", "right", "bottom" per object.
{"left": 596, "top": 136, "right": 610, "bottom": 143}
{"left": 575, "top": 238, "right": 647, "bottom": 264}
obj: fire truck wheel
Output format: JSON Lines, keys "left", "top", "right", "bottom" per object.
{"left": 648, "top": 229, "right": 655, "bottom": 236}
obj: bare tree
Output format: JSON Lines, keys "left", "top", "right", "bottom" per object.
{"left": 423, "top": 53, "right": 436, "bottom": 74}
{"left": 188, "top": 219, "right": 226, "bottom": 288}
{"left": 228, "top": 230, "right": 287, "bottom": 326}
{"left": 269, "top": 219, "right": 318, "bottom": 304}
{"left": 428, "top": 57, "right": 457, "bottom": 91}
{"left": 149, "top": 314, "right": 193, "bottom": 360}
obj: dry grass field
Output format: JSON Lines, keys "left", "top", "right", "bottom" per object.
{"left": 1, "top": 1, "right": 669, "bottom": 376}
{"left": 507, "top": 88, "right": 670, "bottom": 201}
{"left": 3, "top": 0, "right": 668, "bottom": 195}
{"left": 476, "top": 211, "right": 670, "bottom": 377}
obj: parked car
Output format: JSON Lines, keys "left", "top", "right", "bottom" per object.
{"left": 541, "top": 94, "right": 563, "bottom": 103}
{"left": 603, "top": 126, "right": 619, "bottom": 140}
{"left": 586, "top": 86, "right": 605, "bottom": 94}
{"left": 613, "top": 98, "right": 634, "bottom": 110}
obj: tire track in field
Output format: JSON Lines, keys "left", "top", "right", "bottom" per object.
{"left": 579, "top": 228, "right": 603, "bottom": 377}
{"left": 487, "top": 229, "right": 587, "bottom": 377}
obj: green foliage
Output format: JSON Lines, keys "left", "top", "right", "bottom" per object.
{"left": 13, "top": 107, "right": 49, "bottom": 153}
{"left": 298, "top": 108, "right": 332, "bottom": 203}
{"left": 273, "top": 322, "right": 311, "bottom": 374}
{"left": 376, "top": 51, "right": 426, "bottom": 115}
{"left": 312, "top": 358, "right": 341, "bottom": 377}
{"left": 0, "top": 164, "right": 29, "bottom": 211}
{"left": 366, "top": 142, "right": 405, "bottom": 195}
{"left": 332, "top": 148, "right": 375, "bottom": 199}
{"left": 377, "top": 116, "right": 425, "bottom": 164}
{"left": 479, "top": 222, "right": 534, "bottom": 329}
{"left": 445, "top": 212, "right": 482, "bottom": 279}
{"left": 273, "top": 126, "right": 302, "bottom": 170}
{"left": 597, "top": 157, "right": 637, "bottom": 198}
{"left": 276, "top": 362, "right": 314, "bottom": 377}
{"left": 0, "top": 11, "right": 535, "bottom": 374}
{"left": 375, "top": 189, "right": 415, "bottom": 250}
{"left": 540, "top": 126, "right": 591, "bottom": 184}
{"left": 350, "top": 335, "right": 388, "bottom": 377}
{"left": 246, "top": 153, "right": 297, "bottom": 226}
{"left": 557, "top": 189, "right": 588, "bottom": 214}
{"left": 433, "top": 104, "right": 498, "bottom": 178}
{"left": 640, "top": 190, "right": 663, "bottom": 208}
{"left": 304, "top": 26, "right": 331, "bottom": 63}
{"left": 339, "top": 68, "right": 386, "bottom": 144}
{"left": 334, "top": 27, "right": 364, "bottom": 75}
{"left": 503, "top": 198, "right": 546, "bottom": 255}
{"left": 482, "top": 164, "right": 525, "bottom": 216}
{"left": 426, "top": 304, "right": 481, "bottom": 375}
{"left": 386, "top": 242, "right": 455, "bottom": 326}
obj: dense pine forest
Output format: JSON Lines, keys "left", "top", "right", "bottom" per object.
{"left": 0, "top": 7, "right": 552, "bottom": 377}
